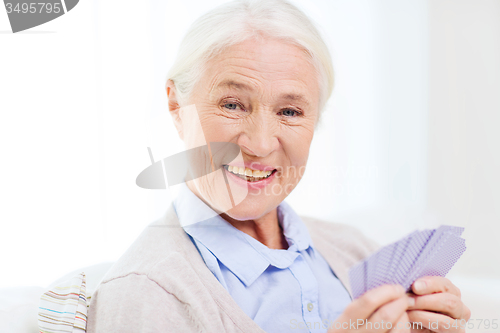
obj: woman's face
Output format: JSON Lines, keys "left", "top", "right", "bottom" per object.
{"left": 173, "top": 37, "right": 320, "bottom": 221}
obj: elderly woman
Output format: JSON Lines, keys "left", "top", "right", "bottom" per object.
{"left": 88, "top": 0, "right": 470, "bottom": 332}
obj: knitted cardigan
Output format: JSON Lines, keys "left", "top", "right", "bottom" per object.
{"left": 87, "top": 203, "right": 379, "bottom": 333}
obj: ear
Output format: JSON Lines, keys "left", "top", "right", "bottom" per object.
{"left": 166, "top": 79, "right": 184, "bottom": 141}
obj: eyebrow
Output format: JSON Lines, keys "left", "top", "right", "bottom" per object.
{"left": 213, "top": 80, "right": 253, "bottom": 92}
{"left": 213, "top": 79, "right": 312, "bottom": 107}
{"left": 280, "top": 93, "right": 310, "bottom": 106}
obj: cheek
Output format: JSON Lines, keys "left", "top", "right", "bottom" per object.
{"left": 180, "top": 104, "right": 210, "bottom": 149}
{"left": 285, "top": 130, "right": 313, "bottom": 165}
{"left": 195, "top": 104, "right": 239, "bottom": 141}
{"left": 201, "top": 117, "right": 239, "bottom": 144}
{"left": 279, "top": 129, "right": 314, "bottom": 184}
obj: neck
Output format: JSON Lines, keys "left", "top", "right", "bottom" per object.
{"left": 221, "top": 208, "right": 289, "bottom": 250}
{"left": 185, "top": 181, "right": 288, "bottom": 250}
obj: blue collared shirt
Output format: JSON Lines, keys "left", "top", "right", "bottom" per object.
{"left": 172, "top": 183, "right": 351, "bottom": 332}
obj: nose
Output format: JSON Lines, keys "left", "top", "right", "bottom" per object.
{"left": 237, "top": 112, "right": 279, "bottom": 157}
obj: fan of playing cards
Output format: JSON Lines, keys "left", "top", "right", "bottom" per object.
{"left": 348, "top": 225, "right": 466, "bottom": 299}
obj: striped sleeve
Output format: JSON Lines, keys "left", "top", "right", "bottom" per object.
{"left": 38, "top": 272, "right": 87, "bottom": 333}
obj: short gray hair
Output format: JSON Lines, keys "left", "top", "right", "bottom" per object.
{"left": 167, "top": 0, "right": 334, "bottom": 121}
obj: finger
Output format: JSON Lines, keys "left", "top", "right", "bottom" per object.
{"left": 411, "top": 277, "right": 461, "bottom": 297}
{"left": 388, "top": 312, "right": 410, "bottom": 333}
{"left": 407, "top": 310, "right": 466, "bottom": 333}
{"left": 408, "top": 293, "right": 463, "bottom": 319}
{"left": 462, "top": 304, "right": 472, "bottom": 321}
{"left": 363, "top": 295, "right": 410, "bottom": 332}
{"left": 345, "top": 284, "right": 406, "bottom": 320}
{"left": 410, "top": 328, "right": 433, "bottom": 333}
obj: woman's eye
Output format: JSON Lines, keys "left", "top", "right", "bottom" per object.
{"left": 281, "top": 109, "right": 299, "bottom": 117}
{"left": 223, "top": 102, "right": 240, "bottom": 110}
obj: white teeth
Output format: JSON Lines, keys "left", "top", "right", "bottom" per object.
{"left": 226, "top": 165, "right": 274, "bottom": 179}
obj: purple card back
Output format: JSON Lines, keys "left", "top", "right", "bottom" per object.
{"left": 348, "top": 225, "right": 466, "bottom": 299}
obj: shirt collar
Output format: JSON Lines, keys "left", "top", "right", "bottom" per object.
{"left": 172, "top": 182, "right": 314, "bottom": 286}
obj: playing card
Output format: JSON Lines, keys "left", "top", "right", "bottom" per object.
{"left": 348, "top": 225, "right": 466, "bottom": 299}
{"left": 405, "top": 228, "right": 466, "bottom": 288}
{"left": 397, "top": 229, "right": 436, "bottom": 290}
{"left": 348, "top": 260, "right": 368, "bottom": 299}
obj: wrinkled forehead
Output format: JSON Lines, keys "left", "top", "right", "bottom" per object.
{"left": 199, "top": 38, "right": 321, "bottom": 108}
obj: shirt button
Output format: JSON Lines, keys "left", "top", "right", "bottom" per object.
{"left": 307, "top": 302, "right": 314, "bottom": 312}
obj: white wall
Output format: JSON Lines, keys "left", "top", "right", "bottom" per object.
{"left": 0, "top": 0, "right": 105, "bottom": 287}
{"left": 0, "top": 0, "right": 498, "bottom": 294}
{"left": 427, "top": 0, "right": 500, "bottom": 279}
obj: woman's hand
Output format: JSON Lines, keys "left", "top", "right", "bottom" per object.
{"left": 328, "top": 284, "right": 412, "bottom": 333}
{"left": 407, "top": 276, "right": 471, "bottom": 333}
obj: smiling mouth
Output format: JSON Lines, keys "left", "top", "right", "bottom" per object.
{"left": 223, "top": 165, "right": 277, "bottom": 182}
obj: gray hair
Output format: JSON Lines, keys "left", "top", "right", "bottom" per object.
{"left": 167, "top": 0, "right": 334, "bottom": 122}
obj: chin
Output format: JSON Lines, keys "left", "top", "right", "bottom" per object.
{"left": 224, "top": 197, "right": 278, "bottom": 221}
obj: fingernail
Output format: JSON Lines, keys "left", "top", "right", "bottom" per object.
{"left": 414, "top": 280, "right": 426, "bottom": 292}
{"left": 407, "top": 296, "right": 415, "bottom": 307}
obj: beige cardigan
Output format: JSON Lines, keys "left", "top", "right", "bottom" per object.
{"left": 87, "top": 203, "right": 379, "bottom": 332}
